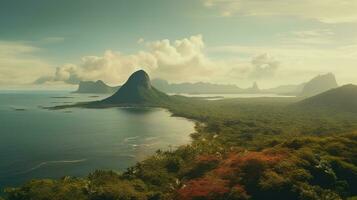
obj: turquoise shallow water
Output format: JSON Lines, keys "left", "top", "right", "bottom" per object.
{"left": 0, "top": 91, "right": 195, "bottom": 188}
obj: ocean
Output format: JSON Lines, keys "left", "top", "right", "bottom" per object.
{"left": 0, "top": 91, "right": 195, "bottom": 188}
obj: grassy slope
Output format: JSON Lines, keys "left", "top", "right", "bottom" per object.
{"left": 296, "top": 84, "right": 357, "bottom": 113}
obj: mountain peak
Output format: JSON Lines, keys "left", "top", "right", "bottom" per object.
{"left": 125, "top": 70, "right": 151, "bottom": 89}
{"left": 300, "top": 73, "right": 338, "bottom": 97}
{"left": 245, "top": 81, "right": 260, "bottom": 93}
{"left": 95, "top": 80, "right": 105, "bottom": 85}
{"left": 252, "top": 82, "right": 259, "bottom": 90}
{"left": 101, "top": 69, "right": 170, "bottom": 105}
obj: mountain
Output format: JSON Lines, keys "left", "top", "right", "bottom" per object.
{"left": 263, "top": 83, "right": 305, "bottom": 95}
{"left": 245, "top": 82, "right": 260, "bottom": 93}
{"left": 299, "top": 73, "right": 338, "bottom": 97}
{"left": 100, "top": 70, "right": 171, "bottom": 106}
{"left": 151, "top": 73, "right": 338, "bottom": 96}
{"left": 295, "top": 84, "right": 357, "bottom": 113}
{"left": 74, "top": 80, "right": 120, "bottom": 94}
{"left": 153, "top": 78, "right": 305, "bottom": 95}
{"left": 151, "top": 79, "right": 242, "bottom": 94}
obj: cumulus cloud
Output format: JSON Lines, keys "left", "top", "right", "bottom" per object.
{"left": 36, "top": 51, "right": 154, "bottom": 84}
{"left": 210, "top": 40, "right": 357, "bottom": 86}
{"left": 225, "top": 53, "right": 280, "bottom": 81}
{"left": 36, "top": 35, "right": 216, "bottom": 85}
{"left": 250, "top": 53, "right": 280, "bottom": 79}
{"left": 34, "top": 64, "right": 80, "bottom": 84}
{"left": 203, "top": 0, "right": 357, "bottom": 23}
{"left": 31, "top": 33, "right": 357, "bottom": 88}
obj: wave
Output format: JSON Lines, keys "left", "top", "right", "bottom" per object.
{"left": 123, "top": 136, "right": 139, "bottom": 142}
{"left": 144, "top": 136, "right": 158, "bottom": 141}
{"left": 18, "top": 159, "right": 87, "bottom": 174}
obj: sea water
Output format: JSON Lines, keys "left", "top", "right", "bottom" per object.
{"left": 0, "top": 91, "right": 195, "bottom": 188}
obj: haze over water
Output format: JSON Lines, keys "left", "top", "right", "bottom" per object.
{"left": 0, "top": 91, "right": 195, "bottom": 188}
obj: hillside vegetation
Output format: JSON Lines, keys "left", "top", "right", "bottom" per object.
{"left": 4, "top": 72, "right": 357, "bottom": 200}
{"left": 297, "top": 84, "right": 357, "bottom": 113}
{"left": 3, "top": 95, "right": 357, "bottom": 200}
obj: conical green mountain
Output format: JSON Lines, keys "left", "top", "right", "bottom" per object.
{"left": 100, "top": 70, "right": 171, "bottom": 106}
{"left": 296, "top": 84, "right": 357, "bottom": 113}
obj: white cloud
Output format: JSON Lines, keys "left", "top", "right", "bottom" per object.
{"left": 209, "top": 42, "right": 357, "bottom": 86}
{"left": 33, "top": 34, "right": 357, "bottom": 88}
{"left": 137, "top": 38, "right": 145, "bottom": 44}
{"left": 203, "top": 0, "right": 357, "bottom": 23}
{"left": 37, "top": 35, "right": 217, "bottom": 85}
{"left": 0, "top": 41, "right": 52, "bottom": 86}
{"left": 250, "top": 53, "right": 280, "bottom": 79}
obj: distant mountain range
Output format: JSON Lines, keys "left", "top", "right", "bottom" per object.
{"left": 74, "top": 80, "right": 120, "bottom": 94}
{"left": 151, "top": 79, "right": 244, "bottom": 94}
{"left": 295, "top": 84, "right": 357, "bottom": 113}
{"left": 152, "top": 73, "right": 338, "bottom": 96}
{"left": 74, "top": 73, "right": 339, "bottom": 98}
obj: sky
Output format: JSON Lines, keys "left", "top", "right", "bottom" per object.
{"left": 1, "top": 0, "right": 357, "bottom": 89}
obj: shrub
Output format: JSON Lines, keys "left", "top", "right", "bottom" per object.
{"left": 184, "top": 154, "right": 221, "bottom": 179}
{"left": 177, "top": 177, "right": 230, "bottom": 200}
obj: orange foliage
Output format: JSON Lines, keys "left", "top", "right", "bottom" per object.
{"left": 214, "top": 150, "right": 286, "bottom": 181}
{"left": 178, "top": 177, "right": 230, "bottom": 200}
{"left": 178, "top": 150, "right": 286, "bottom": 200}
{"left": 195, "top": 154, "right": 220, "bottom": 164}
{"left": 231, "top": 184, "right": 250, "bottom": 200}
{"left": 226, "top": 151, "right": 284, "bottom": 167}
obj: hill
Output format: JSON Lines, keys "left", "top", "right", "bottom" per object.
{"left": 100, "top": 70, "right": 171, "bottom": 106}
{"left": 74, "top": 80, "right": 119, "bottom": 94}
{"left": 299, "top": 73, "right": 338, "bottom": 97}
{"left": 296, "top": 84, "right": 357, "bottom": 112}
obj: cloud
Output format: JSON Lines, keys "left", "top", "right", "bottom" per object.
{"left": 37, "top": 35, "right": 216, "bottom": 85}
{"left": 278, "top": 29, "right": 335, "bottom": 45}
{"left": 202, "top": 0, "right": 357, "bottom": 23}
{"left": 36, "top": 51, "right": 150, "bottom": 85}
{"left": 250, "top": 53, "right": 280, "bottom": 79}
{"left": 224, "top": 53, "right": 280, "bottom": 81}
{"left": 0, "top": 41, "right": 52, "bottom": 86}
{"left": 33, "top": 34, "right": 357, "bottom": 88}
{"left": 209, "top": 41, "right": 357, "bottom": 86}
{"left": 137, "top": 38, "right": 145, "bottom": 44}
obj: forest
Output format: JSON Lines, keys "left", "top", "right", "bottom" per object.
{"left": 2, "top": 97, "right": 357, "bottom": 200}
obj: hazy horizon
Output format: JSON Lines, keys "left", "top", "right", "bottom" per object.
{"left": 1, "top": 0, "right": 357, "bottom": 89}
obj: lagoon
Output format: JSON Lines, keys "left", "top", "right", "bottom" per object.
{"left": 0, "top": 91, "right": 195, "bottom": 188}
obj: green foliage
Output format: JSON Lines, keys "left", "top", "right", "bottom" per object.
{"left": 5, "top": 177, "right": 89, "bottom": 200}
{"left": 4, "top": 97, "right": 357, "bottom": 200}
